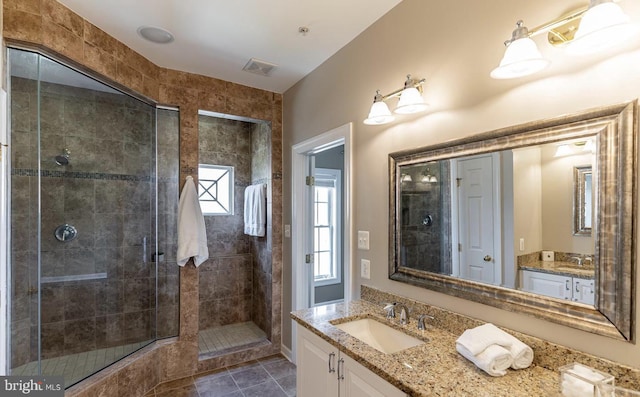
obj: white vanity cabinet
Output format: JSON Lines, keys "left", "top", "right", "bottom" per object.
{"left": 296, "top": 324, "right": 407, "bottom": 397}
{"left": 572, "top": 278, "right": 595, "bottom": 305}
{"left": 520, "top": 270, "right": 594, "bottom": 305}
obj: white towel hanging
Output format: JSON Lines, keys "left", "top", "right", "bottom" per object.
{"left": 244, "top": 183, "right": 266, "bottom": 237}
{"left": 177, "top": 176, "right": 209, "bottom": 267}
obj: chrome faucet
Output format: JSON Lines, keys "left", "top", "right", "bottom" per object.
{"left": 570, "top": 256, "right": 583, "bottom": 266}
{"left": 396, "top": 303, "right": 410, "bottom": 325}
{"left": 417, "top": 314, "right": 434, "bottom": 330}
{"left": 383, "top": 303, "right": 396, "bottom": 319}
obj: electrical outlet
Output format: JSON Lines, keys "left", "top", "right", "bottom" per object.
{"left": 519, "top": 238, "right": 525, "bottom": 252}
{"left": 361, "top": 259, "right": 371, "bottom": 279}
{"left": 284, "top": 224, "right": 291, "bottom": 238}
{"left": 357, "top": 231, "right": 370, "bottom": 250}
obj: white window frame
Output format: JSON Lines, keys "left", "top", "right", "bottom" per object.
{"left": 198, "top": 164, "right": 234, "bottom": 216}
{"left": 313, "top": 168, "right": 342, "bottom": 287}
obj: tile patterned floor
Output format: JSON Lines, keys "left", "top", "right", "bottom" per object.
{"left": 145, "top": 354, "right": 296, "bottom": 397}
{"left": 198, "top": 322, "right": 268, "bottom": 356}
{"left": 10, "top": 340, "right": 150, "bottom": 387}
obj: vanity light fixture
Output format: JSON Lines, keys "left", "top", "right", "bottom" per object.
{"left": 491, "top": 0, "right": 635, "bottom": 79}
{"left": 363, "top": 74, "right": 427, "bottom": 125}
{"left": 401, "top": 174, "right": 413, "bottom": 182}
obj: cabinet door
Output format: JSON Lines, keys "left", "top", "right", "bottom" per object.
{"left": 340, "top": 354, "right": 406, "bottom": 397}
{"left": 520, "top": 270, "right": 572, "bottom": 300}
{"left": 296, "top": 325, "right": 338, "bottom": 397}
{"left": 572, "top": 278, "right": 595, "bottom": 305}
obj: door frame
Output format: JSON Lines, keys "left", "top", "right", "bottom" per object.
{"left": 291, "top": 122, "right": 353, "bottom": 362}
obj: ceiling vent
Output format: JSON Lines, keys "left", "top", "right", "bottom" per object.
{"left": 242, "top": 58, "right": 278, "bottom": 77}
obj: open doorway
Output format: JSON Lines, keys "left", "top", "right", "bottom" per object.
{"left": 291, "top": 123, "right": 353, "bottom": 361}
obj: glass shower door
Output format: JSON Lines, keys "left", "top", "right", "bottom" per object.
{"left": 8, "top": 47, "right": 159, "bottom": 387}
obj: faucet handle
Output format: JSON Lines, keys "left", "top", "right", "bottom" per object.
{"left": 383, "top": 303, "right": 396, "bottom": 318}
{"left": 417, "top": 314, "right": 434, "bottom": 330}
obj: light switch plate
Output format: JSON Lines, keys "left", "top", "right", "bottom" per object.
{"left": 542, "top": 251, "right": 554, "bottom": 261}
{"left": 361, "top": 259, "right": 371, "bottom": 279}
{"left": 357, "top": 231, "right": 370, "bottom": 250}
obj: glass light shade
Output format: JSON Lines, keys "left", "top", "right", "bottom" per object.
{"left": 401, "top": 174, "right": 413, "bottom": 182}
{"left": 491, "top": 37, "right": 551, "bottom": 79}
{"left": 554, "top": 144, "right": 572, "bottom": 157}
{"left": 491, "top": 37, "right": 550, "bottom": 79}
{"left": 583, "top": 139, "right": 596, "bottom": 153}
{"left": 429, "top": 176, "right": 438, "bottom": 183}
{"left": 395, "top": 87, "right": 428, "bottom": 114}
{"left": 567, "top": 1, "right": 635, "bottom": 55}
{"left": 364, "top": 101, "right": 395, "bottom": 125}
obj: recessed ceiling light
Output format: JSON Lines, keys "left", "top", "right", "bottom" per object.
{"left": 137, "top": 26, "right": 174, "bottom": 44}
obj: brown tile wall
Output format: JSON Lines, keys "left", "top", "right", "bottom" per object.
{"left": 251, "top": 122, "right": 273, "bottom": 338}
{"left": 197, "top": 115, "right": 254, "bottom": 331}
{"left": 4, "top": 0, "right": 283, "bottom": 394}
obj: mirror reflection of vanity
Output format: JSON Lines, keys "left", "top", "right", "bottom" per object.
{"left": 389, "top": 102, "right": 636, "bottom": 341}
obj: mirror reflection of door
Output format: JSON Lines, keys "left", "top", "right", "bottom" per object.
{"left": 453, "top": 154, "right": 501, "bottom": 285}
{"left": 309, "top": 146, "right": 345, "bottom": 306}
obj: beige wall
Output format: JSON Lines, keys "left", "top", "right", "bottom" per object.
{"left": 513, "top": 147, "right": 543, "bottom": 257}
{"left": 540, "top": 144, "right": 595, "bottom": 254}
{"left": 283, "top": 0, "right": 640, "bottom": 367}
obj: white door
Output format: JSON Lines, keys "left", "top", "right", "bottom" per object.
{"left": 457, "top": 155, "right": 499, "bottom": 285}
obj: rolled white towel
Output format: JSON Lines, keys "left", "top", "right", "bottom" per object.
{"left": 456, "top": 323, "right": 513, "bottom": 355}
{"left": 456, "top": 342, "right": 513, "bottom": 377}
{"left": 509, "top": 337, "right": 534, "bottom": 370}
{"left": 456, "top": 323, "right": 534, "bottom": 370}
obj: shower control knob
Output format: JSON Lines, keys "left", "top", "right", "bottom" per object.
{"left": 54, "top": 224, "right": 78, "bottom": 242}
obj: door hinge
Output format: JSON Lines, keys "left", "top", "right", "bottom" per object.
{"left": 306, "top": 176, "right": 315, "bottom": 186}
{"left": 458, "top": 243, "right": 462, "bottom": 252}
{"left": 456, "top": 178, "right": 462, "bottom": 187}
{"left": 305, "top": 254, "right": 314, "bottom": 263}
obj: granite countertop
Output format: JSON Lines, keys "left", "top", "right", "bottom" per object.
{"left": 519, "top": 261, "right": 595, "bottom": 279}
{"left": 291, "top": 300, "right": 560, "bottom": 396}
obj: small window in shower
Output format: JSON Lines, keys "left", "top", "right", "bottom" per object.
{"left": 198, "top": 164, "right": 234, "bottom": 215}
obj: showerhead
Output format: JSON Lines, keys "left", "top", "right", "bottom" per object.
{"left": 55, "top": 148, "right": 70, "bottom": 166}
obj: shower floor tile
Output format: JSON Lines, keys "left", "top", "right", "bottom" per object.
{"left": 199, "top": 322, "right": 268, "bottom": 356}
{"left": 10, "top": 340, "right": 150, "bottom": 387}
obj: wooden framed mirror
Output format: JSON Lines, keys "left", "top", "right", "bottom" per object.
{"left": 389, "top": 101, "right": 636, "bottom": 342}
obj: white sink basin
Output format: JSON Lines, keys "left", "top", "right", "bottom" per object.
{"left": 333, "top": 318, "right": 425, "bottom": 354}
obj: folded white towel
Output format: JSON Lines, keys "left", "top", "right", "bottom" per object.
{"left": 456, "top": 343, "right": 513, "bottom": 377}
{"left": 244, "top": 184, "right": 266, "bottom": 237}
{"left": 456, "top": 323, "right": 534, "bottom": 370}
{"left": 177, "top": 176, "right": 209, "bottom": 267}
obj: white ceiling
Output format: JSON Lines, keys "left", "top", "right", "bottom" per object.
{"left": 57, "top": 0, "right": 403, "bottom": 93}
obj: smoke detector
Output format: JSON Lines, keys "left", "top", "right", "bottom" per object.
{"left": 242, "top": 58, "right": 278, "bottom": 77}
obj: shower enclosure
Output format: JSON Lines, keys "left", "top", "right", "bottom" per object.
{"left": 6, "top": 48, "right": 179, "bottom": 387}
{"left": 197, "top": 111, "right": 273, "bottom": 359}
